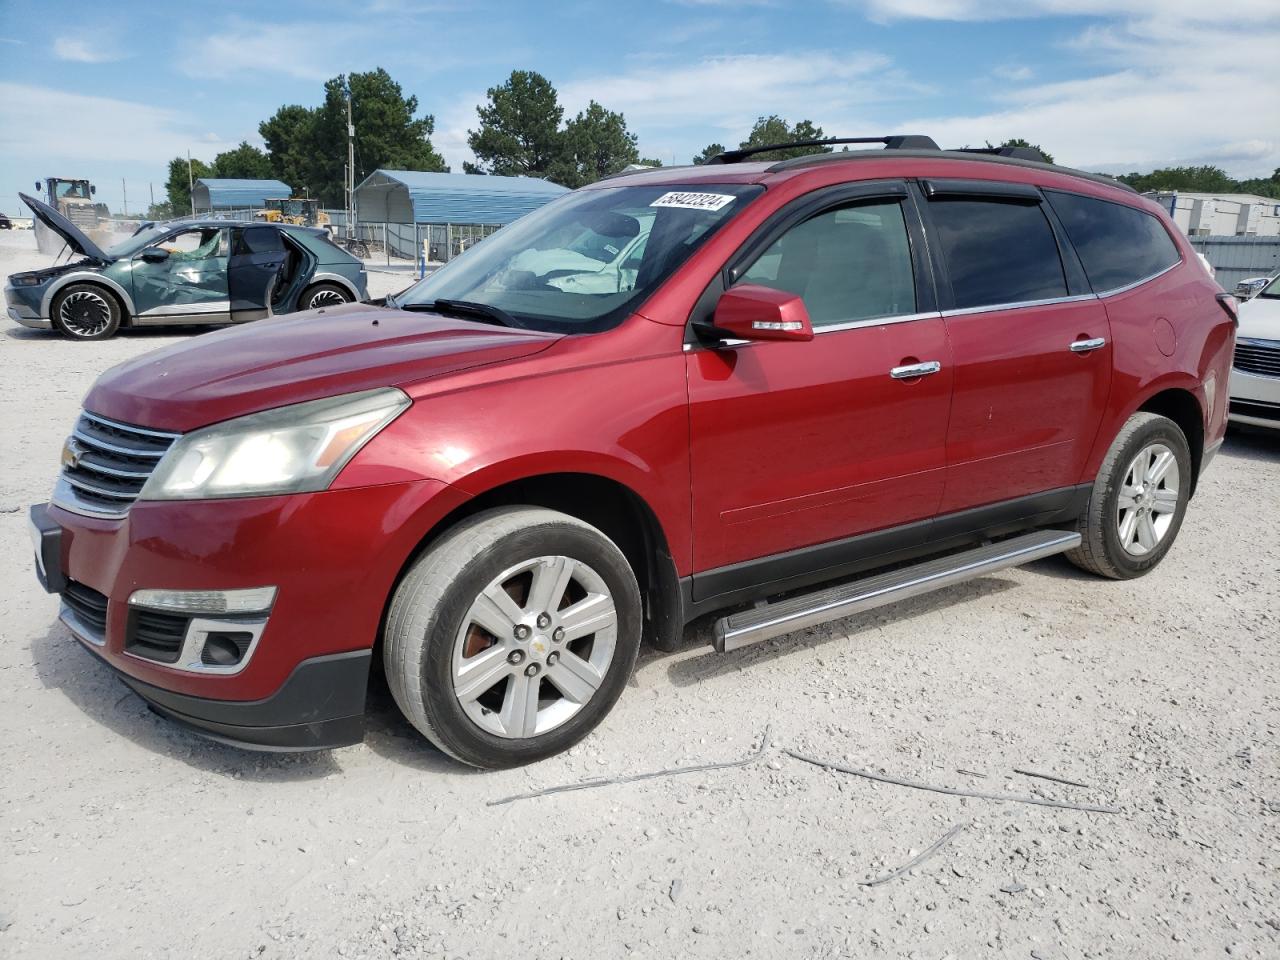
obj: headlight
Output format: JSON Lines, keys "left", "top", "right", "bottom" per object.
{"left": 140, "top": 387, "right": 410, "bottom": 501}
{"left": 11, "top": 274, "right": 44, "bottom": 286}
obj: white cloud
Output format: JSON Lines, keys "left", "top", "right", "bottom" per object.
{"left": 52, "top": 37, "right": 124, "bottom": 63}
{"left": 991, "top": 64, "right": 1033, "bottom": 82}
{"left": 559, "top": 51, "right": 901, "bottom": 141}
{"left": 0, "top": 83, "right": 229, "bottom": 166}
{"left": 840, "top": 1, "right": 1279, "bottom": 24}
{"left": 181, "top": 19, "right": 375, "bottom": 81}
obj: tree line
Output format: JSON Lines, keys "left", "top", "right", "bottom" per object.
{"left": 152, "top": 64, "right": 1280, "bottom": 219}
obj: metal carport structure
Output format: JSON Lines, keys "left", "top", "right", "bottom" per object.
{"left": 192, "top": 178, "right": 293, "bottom": 213}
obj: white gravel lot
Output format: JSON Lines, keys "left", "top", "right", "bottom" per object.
{"left": 1, "top": 230, "right": 1277, "bottom": 960}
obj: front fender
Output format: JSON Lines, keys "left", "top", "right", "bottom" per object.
{"left": 39, "top": 269, "right": 136, "bottom": 318}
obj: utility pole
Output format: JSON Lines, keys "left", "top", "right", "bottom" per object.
{"left": 346, "top": 89, "right": 356, "bottom": 238}
{"left": 187, "top": 150, "right": 195, "bottom": 216}
{"left": 149, "top": 182, "right": 154, "bottom": 212}
{"left": 121, "top": 178, "right": 127, "bottom": 217}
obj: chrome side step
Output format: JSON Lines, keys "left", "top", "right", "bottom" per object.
{"left": 712, "top": 529, "right": 1081, "bottom": 652}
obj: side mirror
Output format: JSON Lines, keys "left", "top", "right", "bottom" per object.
{"left": 90, "top": 185, "right": 97, "bottom": 196}
{"left": 140, "top": 247, "right": 171, "bottom": 264}
{"left": 712, "top": 283, "right": 814, "bottom": 342}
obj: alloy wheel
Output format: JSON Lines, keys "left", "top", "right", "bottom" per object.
{"left": 451, "top": 555, "right": 618, "bottom": 739}
{"left": 1116, "top": 441, "right": 1180, "bottom": 556}
{"left": 308, "top": 288, "right": 348, "bottom": 309}
{"left": 58, "top": 290, "right": 112, "bottom": 337}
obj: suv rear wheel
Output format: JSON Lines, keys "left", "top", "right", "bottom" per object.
{"left": 300, "top": 282, "right": 352, "bottom": 311}
{"left": 384, "top": 507, "right": 642, "bottom": 768}
{"left": 1067, "top": 412, "right": 1192, "bottom": 579}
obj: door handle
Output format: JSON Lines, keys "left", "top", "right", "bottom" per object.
{"left": 890, "top": 361, "right": 942, "bottom": 380}
{"left": 1070, "top": 337, "right": 1106, "bottom": 353}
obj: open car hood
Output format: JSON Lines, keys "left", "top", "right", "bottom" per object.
{"left": 84, "top": 302, "right": 563, "bottom": 432}
{"left": 19, "top": 192, "right": 111, "bottom": 262}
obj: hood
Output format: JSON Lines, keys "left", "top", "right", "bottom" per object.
{"left": 1238, "top": 293, "right": 1280, "bottom": 342}
{"left": 20, "top": 192, "right": 111, "bottom": 262}
{"left": 84, "top": 302, "right": 562, "bottom": 432}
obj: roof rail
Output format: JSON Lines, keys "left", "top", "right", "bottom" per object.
{"left": 707, "top": 135, "right": 940, "bottom": 165}
{"left": 953, "top": 145, "right": 1048, "bottom": 163}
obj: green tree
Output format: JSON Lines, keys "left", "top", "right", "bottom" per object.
{"left": 306, "top": 69, "right": 446, "bottom": 206}
{"left": 211, "top": 141, "right": 273, "bottom": 180}
{"left": 467, "top": 70, "right": 564, "bottom": 177}
{"left": 636, "top": 157, "right": 664, "bottom": 169}
{"left": 259, "top": 104, "right": 316, "bottom": 193}
{"left": 1116, "top": 165, "right": 1237, "bottom": 194}
{"left": 163, "top": 155, "right": 211, "bottom": 217}
{"left": 551, "top": 101, "right": 640, "bottom": 188}
{"left": 738, "top": 116, "right": 830, "bottom": 161}
{"left": 692, "top": 143, "right": 726, "bottom": 165}
{"left": 1237, "top": 168, "right": 1280, "bottom": 199}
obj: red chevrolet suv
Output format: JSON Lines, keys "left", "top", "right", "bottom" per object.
{"left": 30, "top": 137, "right": 1235, "bottom": 768}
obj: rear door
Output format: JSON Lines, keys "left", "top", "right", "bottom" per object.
{"left": 919, "top": 180, "right": 1111, "bottom": 514}
{"left": 228, "top": 226, "right": 289, "bottom": 321}
{"left": 686, "top": 182, "right": 953, "bottom": 598}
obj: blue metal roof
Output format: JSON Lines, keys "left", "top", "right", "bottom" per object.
{"left": 355, "top": 170, "right": 569, "bottom": 225}
{"left": 193, "top": 178, "right": 293, "bottom": 210}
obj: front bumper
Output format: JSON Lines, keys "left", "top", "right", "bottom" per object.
{"left": 1228, "top": 366, "right": 1280, "bottom": 429}
{"left": 5, "top": 283, "right": 49, "bottom": 328}
{"left": 29, "top": 477, "right": 466, "bottom": 750}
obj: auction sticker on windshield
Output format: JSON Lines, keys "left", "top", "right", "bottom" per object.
{"left": 650, "top": 192, "right": 737, "bottom": 211}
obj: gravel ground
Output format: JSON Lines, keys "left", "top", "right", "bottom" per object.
{"left": 1, "top": 232, "right": 1277, "bottom": 959}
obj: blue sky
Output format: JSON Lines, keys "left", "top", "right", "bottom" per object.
{"left": 1, "top": 0, "right": 1277, "bottom": 215}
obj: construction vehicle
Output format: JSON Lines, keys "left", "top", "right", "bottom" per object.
{"left": 255, "top": 197, "right": 331, "bottom": 229}
{"left": 33, "top": 177, "right": 111, "bottom": 255}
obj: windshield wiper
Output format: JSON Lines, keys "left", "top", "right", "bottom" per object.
{"left": 402, "top": 298, "right": 523, "bottom": 329}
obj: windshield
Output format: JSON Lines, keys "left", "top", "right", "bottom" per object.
{"left": 395, "top": 183, "right": 763, "bottom": 333}
{"left": 105, "top": 224, "right": 172, "bottom": 259}
{"left": 1260, "top": 274, "right": 1280, "bottom": 299}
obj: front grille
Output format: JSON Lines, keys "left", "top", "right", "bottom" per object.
{"left": 125, "top": 608, "right": 188, "bottom": 664}
{"left": 62, "top": 580, "right": 109, "bottom": 642}
{"left": 56, "top": 411, "right": 179, "bottom": 517}
{"left": 1234, "top": 338, "right": 1280, "bottom": 378}
{"left": 1230, "top": 398, "right": 1280, "bottom": 423}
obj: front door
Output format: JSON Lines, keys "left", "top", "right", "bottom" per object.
{"left": 130, "top": 226, "right": 230, "bottom": 323}
{"left": 919, "top": 183, "right": 1112, "bottom": 514}
{"left": 686, "top": 185, "right": 953, "bottom": 600}
{"left": 228, "top": 225, "right": 290, "bottom": 321}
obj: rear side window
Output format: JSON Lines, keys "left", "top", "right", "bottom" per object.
{"left": 234, "top": 226, "right": 285, "bottom": 255}
{"left": 927, "top": 199, "right": 1067, "bottom": 309}
{"left": 1045, "top": 190, "right": 1181, "bottom": 292}
{"left": 737, "top": 200, "right": 917, "bottom": 327}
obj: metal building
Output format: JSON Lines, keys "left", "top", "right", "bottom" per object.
{"left": 1145, "top": 191, "right": 1280, "bottom": 237}
{"left": 354, "top": 170, "right": 569, "bottom": 261}
{"left": 192, "top": 178, "right": 293, "bottom": 213}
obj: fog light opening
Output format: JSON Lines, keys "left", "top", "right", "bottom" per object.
{"left": 200, "top": 631, "right": 254, "bottom": 667}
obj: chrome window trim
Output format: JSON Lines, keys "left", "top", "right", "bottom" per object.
{"left": 683, "top": 309, "right": 942, "bottom": 351}
{"left": 1092, "top": 260, "right": 1181, "bottom": 299}
{"left": 941, "top": 293, "right": 1097, "bottom": 318}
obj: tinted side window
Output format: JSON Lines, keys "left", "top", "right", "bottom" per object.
{"left": 235, "top": 226, "right": 285, "bottom": 256}
{"left": 738, "top": 200, "right": 916, "bottom": 327}
{"left": 1045, "top": 190, "right": 1181, "bottom": 292}
{"left": 928, "top": 199, "right": 1067, "bottom": 309}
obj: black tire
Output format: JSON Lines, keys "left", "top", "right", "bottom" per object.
{"left": 384, "top": 507, "right": 642, "bottom": 769}
{"left": 298, "top": 282, "right": 352, "bottom": 312}
{"left": 50, "top": 283, "right": 123, "bottom": 340}
{"left": 1066, "top": 412, "right": 1193, "bottom": 579}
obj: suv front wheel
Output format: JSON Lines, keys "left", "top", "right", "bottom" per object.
{"left": 384, "top": 507, "right": 642, "bottom": 768}
{"left": 1067, "top": 412, "right": 1193, "bottom": 579}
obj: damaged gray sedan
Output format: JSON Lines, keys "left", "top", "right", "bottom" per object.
{"left": 4, "top": 193, "right": 368, "bottom": 340}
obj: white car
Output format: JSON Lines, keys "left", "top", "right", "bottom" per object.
{"left": 1230, "top": 274, "right": 1280, "bottom": 430}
